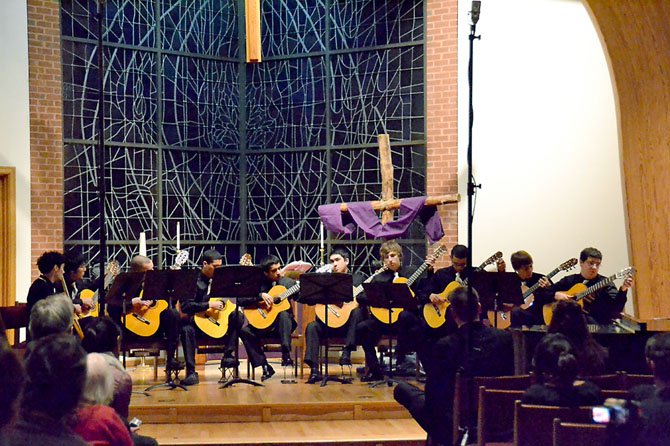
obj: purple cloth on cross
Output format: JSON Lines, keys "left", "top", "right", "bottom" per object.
{"left": 317, "top": 196, "right": 444, "bottom": 243}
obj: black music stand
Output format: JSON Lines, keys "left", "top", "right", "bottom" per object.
{"left": 362, "top": 282, "right": 416, "bottom": 387}
{"left": 471, "top": 272, "right": 522, "bottom": 328}
{"left": 210, "top": 265, "right": 265, "bottom": 388}
{"left": 108, "top": 272, "right": 144, "bottom": 369}
{"left": 300, "top": 272, "right": 354, "bottom": 387}
{"left": 143, "top": 269, "right": 198, "bottom": 392}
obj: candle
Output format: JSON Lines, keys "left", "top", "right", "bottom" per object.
{"left": 139, "top": 232, "right": 147, "bottom": 256}
{"left": 320, "top": 222, "right": 324, "bottom": 250}
{"left": 176, "top": 222, "right": 180, "bottom": 251}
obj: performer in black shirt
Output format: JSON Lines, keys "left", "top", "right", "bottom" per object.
{"left": 508, "top": 251, "right": 553, "bottom": 327}
{"left": 551, "top": 247, "right": 633, "bottom": 324}
{"left": 303, "top": 249, "right": 365, "bottom": 384}
{"left": 355, "top": 240, "right": 423, "bottom": 382}
{"left": 179, "top": 250, "right": 244, "bottom": 386}
{"left": 239, "top": 255, "right": 298, "bottom": 381}
{"left": 26, "top": 251, "right": 66, "bottom": 315}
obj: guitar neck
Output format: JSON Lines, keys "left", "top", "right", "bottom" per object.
{"left": 522, "top": 267, "right": 561, "bottom": 298}
{"left": 575, "top": 274, "right": 617, "bottom": 301}
{"left": 278, "top": 283, "right": 301, "bottom": 301}
{"left": 406, "top": 262, "right": 430, "bottom": 288}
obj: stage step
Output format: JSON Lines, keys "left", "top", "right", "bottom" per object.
{"left": 139, "top": 419, "right": 426, "bottom": 445}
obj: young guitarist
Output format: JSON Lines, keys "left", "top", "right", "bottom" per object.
{"left": 107, "top": 255, "right": 182, "bottom": 374}
{"left": 239, "top": 254, "right": 298, "bottom": 381}
{"left": 303, "top": 249, "right": 366, "bottom": 384}
{"left": 178, "top": 249, "right": 244, "bottom": 386}
{"left": 508, "top": 251, "right": 554, "bottom": 328}
{"left": 550, "top": 247, "right": 633, "bottom": 324}
{"left": 63, "top": 253, "right": 106, "bottom": 331}
{"left": 355, "top": 240, "right": 424, "bottom": 382}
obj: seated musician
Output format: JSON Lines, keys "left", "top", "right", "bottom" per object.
{"left": 63, "top": 253, "right": 104, "bottom": 330}
{"left": 394, "top": 287, "right": 514, "bottom": 446}
{"left": 551, "top": 247, "right": 633, "bottom": 324}
{"left": 355, "top": 240, "right": 423, "bottom": 382}
{"left": 239, "top": 255, "right": 298, "bottom": 381}
{"left": 508, "top": 250, "right": 553, "bottom": 328}
{"left": 178, "top": 249, "right": 244, "bottom": 386}
{"left": 522, "top": 333, "right": 603, "bottom": 406}
{"left": 106, "top": 255, "right": 182, "bottom": 373}
{"left": 27, "top": 251, "right": 66, "bottom": 315}
{"left": 303, "top": 249, "right": 365, "bottom": 384}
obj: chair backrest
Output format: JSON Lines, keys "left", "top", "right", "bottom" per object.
{"left": 514, "top": 401, "right": 594, "bottom": 446}
{"left": 601, "top": 389, "right": 630, "bottom": 400}
{"left": 474, "top": 374, "right": 533, "bottom": 391}
{"left": 623, "top": 373, "right": 654, "bottom": 388}
{"left": 580, "top": 373, "right": 626, "bottom": 390}
{"left": 552, "top": 418, "right": 606, "bottom": 446}
{"left": 0, "top": 303, "right": 29, "bottom": 347}
{"left": 477, "top": 387, "right": 524, "bottom": 446}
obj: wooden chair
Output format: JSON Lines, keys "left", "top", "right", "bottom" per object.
{"left": 453, "top": 373, "right": 532, "bottom": 444}
{"left": 476, "top": 387, "right": 523, "bottom": 446}
{"left": 0, "top": 302, "right": 29, "bottom": 350}
{"left": 623, "top": 373, "right": 654, "bottom": 388}
{"left": 580, "top": 373, "right": 627, "bottom": 390}
{"left": 514, "top": 401, "right": 595, "bottom": 446}
{"left": 601, "top": 389, "right": 630, "bottom": 400}
{"left": 552, "top": 418, "right": 606, "bottom": 446}
{"left": 121, "top": 334, "right": 166, "bottom": 381}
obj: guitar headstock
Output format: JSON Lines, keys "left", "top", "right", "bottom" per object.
{"left": 239, "top": 253, "right": 253, "bottom": 266}
{"left": 616, "top": 266, "right": 635, "bottom": 280}
{"left": 107, "top": 260, "right": 121, "bottom": 277}
{"left": 430, "top": 244, "right": 448, "bottom": 260}
{"left": 559, "top": 258, "right": 578, "bottom": 272}
{"left": 173, "top": 250, "right": 189, "bottom": 269}
{"left": 480, "top": 251, "right": 503, "bottom": 268}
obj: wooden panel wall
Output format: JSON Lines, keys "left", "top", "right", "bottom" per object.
{"left": 584, "top": 1, "right": 670, "bottom": 320}
{"left": 0, "top": 167, "right": 17, "bottom": 307}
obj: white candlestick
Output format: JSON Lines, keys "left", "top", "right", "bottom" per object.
{"left": 176, "top": 222, "right": 180, "bottom": 251}
{"left": 320, "top": 222, "right": 324, "bottom": 250}
{"left": 139, "top": 232, "right": 147, "bottom": 256}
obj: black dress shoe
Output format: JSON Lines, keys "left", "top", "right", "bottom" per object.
{"left": 261, "top": 363, "right": 275, "bottom": 381}
{"left": 360, "top": 370, "right": 384, "bottom": 382}
{"left": 339, "top": 350, "right": 352, "bottom": 366}
{"left": 306, "top": 370, "right": 323, "bottom": 384}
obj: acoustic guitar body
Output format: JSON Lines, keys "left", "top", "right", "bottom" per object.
{"left": 542, "top": 283, "right": 586, "bottom": 325}
{"left": 125, "top": 300, "right": 169, "bottom": 337}
{"left": 195, "top": 298, "right": 236, "bottom": 338}
{"left": 244, "top": 285, "right": 292, "bottom": 330}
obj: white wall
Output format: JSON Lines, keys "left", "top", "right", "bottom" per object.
{"left": 0, "top": 1, "right": 31, "bottom": 302}
{"left": 457, "top": 1, "right": 633, "bottom": 312}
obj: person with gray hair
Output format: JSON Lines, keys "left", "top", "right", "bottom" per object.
{"left": 29, "top": 293, "right": 75, "bottom": 340}
{"left": 70, "top": 353, "right": 132, "bottom": 446}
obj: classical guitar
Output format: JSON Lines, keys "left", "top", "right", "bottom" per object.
{"left": 314, "top": 265, "right": 388, "bottom": 328}
{"left": 61, "top": 276, "right": 84, "bottom": 339}
{"left": 78, "top": 260, "right": 120, "bottom": 319}
{"left": 542, "top": 266, "right": 635, "bottom": 325}
{"left": 194, "top": 254, "right": 251, "bottom": 338}
{"left": 486, "top": 257, "right": 578, "bottom": 329}
{"left": 244, "top": 281, "right": 300, "bottom": 330}
{"left": 423, "top": 250, "right": 502, "bottom": 329}
{"left": 371, "top": 244, "right": 449, "bottom": 325}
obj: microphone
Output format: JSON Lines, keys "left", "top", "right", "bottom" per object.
{"left": 471, "top": 1, "right": 481, "bottom": 25}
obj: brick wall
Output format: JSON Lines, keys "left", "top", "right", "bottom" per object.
{"left": 27, "top": 0, "right": 63, "bottom": 276}
{"left": 426, "top": 0, "right": 459, "bottom": 264}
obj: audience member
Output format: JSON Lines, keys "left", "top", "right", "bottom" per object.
{"left": 70, "top": 353, "right": 132, "bottom": 446}
{"left": 522, "top": 333, "right": 602, "bottom": 406}
{"left": 548, "top": 299, "right": 609, "bottom": 376}
{"left": 394, "top": 287, "right": 514, "bottom": 446}
{"left": 0, "top": 332, "right": 25, "bottom": 442}
{"left": 29, "top": 293, "right": 74, "bottom": 340}
{"left": 4, "top": 333, "right": 88, "bottom": 446}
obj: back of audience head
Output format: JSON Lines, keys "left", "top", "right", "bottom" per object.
{"left": 533, "top": 333, "right": 579, "bottom": 389}
{"left": 22, "top": 333, "right": 87, "bottom": 422}
{"left": 449, "top": 287, "right": 480, "bottom": 324}
{"left": 82, "top": 316, "right": 121, "bottom": 355}
{"left": 81, "top": 353, "right": 114, "bottom": 406}
{"left": 548, "top": 300, "right": 589, "bottom": 346}
{"left": 0, "top": 334, "right": 25, "bottom": 428}
{"left": 646, "top": 333, "right": 670, "bottom": 385}
{"left": 29, "top": 293, "right": 74, "bottom": 340}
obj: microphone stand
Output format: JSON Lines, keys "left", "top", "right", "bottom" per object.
{"left": 467, "top": 2, "right": 481, "bottom": 304}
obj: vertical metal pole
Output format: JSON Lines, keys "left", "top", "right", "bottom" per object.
{"left": 97, "top": 0, "right": 108, "bottom": 312}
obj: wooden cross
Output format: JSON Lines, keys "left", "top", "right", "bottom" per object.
{"left": 338, "top": 134, "right": 459, "bottom": 224}
{"left": 245, "top": 0, "right": 262, "bottom": 63}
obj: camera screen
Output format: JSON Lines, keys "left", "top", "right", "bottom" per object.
{"left": 592, "top": 406, "right": 611, "bottom": 424}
